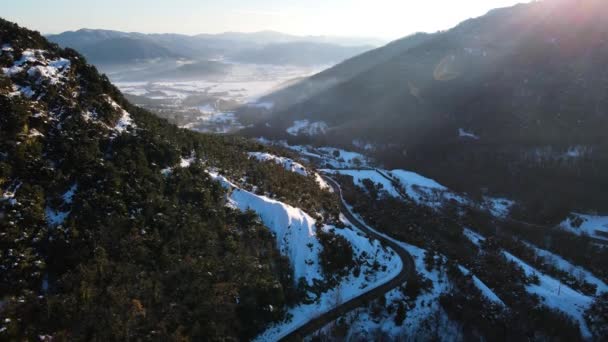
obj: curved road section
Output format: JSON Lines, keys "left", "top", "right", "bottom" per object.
{"left": 280, "top": 176, "right": 415, "bottom": 341}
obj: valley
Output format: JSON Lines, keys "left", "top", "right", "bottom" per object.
{"left": 112, "top": 63, "right": 323, "bottom": 134}
{"left": 2, "top": 0, "right": 608, "bottom": 340}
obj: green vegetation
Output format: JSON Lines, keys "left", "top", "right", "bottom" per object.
{"left": 0, "top": 18, "right": 341, "bottom": 341}
{"left": 334, "top": 174, "right": 588, "bottom": 340}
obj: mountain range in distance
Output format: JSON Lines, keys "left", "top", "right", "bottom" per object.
{"left": 46, "top": 29, "right": 383, "bottom": 67}
{"left": 243, "top": 0, "right": 608, "bottom": 218}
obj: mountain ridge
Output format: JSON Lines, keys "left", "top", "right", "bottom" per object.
{"left": 245, "top": 0, "right": 608, "bottom": 217}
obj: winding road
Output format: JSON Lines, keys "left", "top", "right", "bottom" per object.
{"left": 280, "top": 176, "right": 415, "bottom": 341}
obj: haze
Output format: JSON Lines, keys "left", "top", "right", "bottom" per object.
{"left": 8, "top": 0, "right": 529, "bottom": 40}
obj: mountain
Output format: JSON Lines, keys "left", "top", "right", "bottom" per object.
{"left": 230, "top": 41, "right": 373, "bottom": 66}
{"left": 0, "top": 18, "right": 344, "bottom": 340}
{"left": 197, "top": 30, "right": 386, "bottom": 47}
{"left": 47, "top": 29, "right": 382, "bottom": 66}
{"left": 76, "top": 37, "right": 184, "bottom": 64}
{"left": 246, "top": 0, "right": 608, "bottom": 218}
{"left": 237, "top": 32, "right": 433, "bottom": 123}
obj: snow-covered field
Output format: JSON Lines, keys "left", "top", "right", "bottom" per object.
{"left": 503, "top": 252, "right": 593, "bottom": 339}
{"left": 190, "top": 169, "right": 403, "bottom": 341}
{"left": 286, "top": 120, "right": 329, "bottom": 136}
{"left": 113, "top": 63, "right": 323, "bottom": 133}
{"left": 321, "top": 168, "right": 468, "bottom": 209}
{"left": 462, "top": 228, "right": 595, "bottom": 338}
{"left": 523, "top": 242, "right": 608, "bottom": 296}
{"left": 458, "top": 265, "right": 506, "bottom": 307}
{"left": 327, "top": 193, "right": 459, "bottom": 340}
{"left": 248, "top": 152, "right": 308, "bottom": 176}
{"left": 560, "top": 213, "right": 608, "bottom": 242}
{"left": 339, "top": 243, "right": 458, "bottom": 341}
{"left": 321, "top": 169, "right": 401, "bottom": 197}
{"left": 264, "top": 143, "right": 372, "bottom": 169}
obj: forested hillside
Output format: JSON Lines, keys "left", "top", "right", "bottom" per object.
{"left": 0, "top": 19, "right": 338, "bottom": 340}
{"left": 246, "top": 0, "right": 608, "bottom": 217}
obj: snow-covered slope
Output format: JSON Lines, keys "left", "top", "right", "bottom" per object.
{"left": 458, "top": 265, "right": 506, "bottom": 307}
{"left": 503, "top": 252, "right": 593, "bottom": 339}
{"left": 202, "top": 170, "right": 402, "bottom": 341}
{"left": 286, "top": 120, "right": 328, "bottom": 136}
{"left": 321, "top": 169, "right": 401, "bottom": 198}
{"left": 386, "top": 169, "right": 466, "bottom": 207}
{"left": 560, "top": 213, "right": 608, "bottom": 242}
{"left": 523, "top": 242, "right": 608, "bottom": 296}
{"left": 248, "top": 152, "right": 308, "bottom": 176}
{"left": 208, "top": 170, "right": 324, "bottom": 284}
{"left": 462, "top": 229, "right": 594, "bottom": 338}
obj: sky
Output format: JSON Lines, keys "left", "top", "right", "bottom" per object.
{"left": 5, "top": 0, "right": 530, "bottom": 40}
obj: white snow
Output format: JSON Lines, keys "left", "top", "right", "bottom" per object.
{"left": 62, "top": 184, "right": 78, "bottom": 204}
{"left": 483, "top": 196, "right": 515, "bottom": 218}
{"left": 106, "top": 96, "right": 136, "bottom": 134}
{"left": 273, "top": 143, "right": 371, "bottom": 168}
{"left": 287, "top": 120, "right": 329, "bottom": 136}
{"left": 2, "top": 49, "right": 71, "bottom": 87}
{"left": 321, "top": 168, "right": 466, "bottom": 207}
{"left": 45, "top": 207, "right": 69, "bottom": 227}
{"left": 315, "top": 174, "right": 333, "bottom": 192}
{"left": 27, "top": 129, "right": 44, "bottom": 138}
{"left": 247, "top": 152, "right": 308, "bottom": 176}
{"left": 180, "top": 111, "right": 244, "bottom": 134}
{"left": 463, "top": 228, "right": 596, "bottom": 333}
{"left": 336, "top": 233, "right": 455, "bottom": 340}
{"left": 1, "top": 182, "right": 21, "bottom": 206}
{"left": 208, "top": 171, "right": 324, "bottom": 284}
{"left": 388, "top": 170, "right": 446, "bottom": 190}
{"left": 320, "top": 169, "right": 401, "bottom": 198}
{"left": 205, "top": 172, "right": 401, "bottom": 341}
{"left": 463, "top": 228, "right": 485, "bottom": 247}
{"left": 559, "top": 213, "right": 608, "bottom": 242}
{"left": 1, "top": 44, "right": 13, "bottom": 53}
{"left": 458, "top": 265, "right": 506, "bottom": 307}
{"left": 385, "top": 169, "right": 467, "bottom": 207}
{"left": 523, "top": 242, "right": 608, "bottom": 295}
{"left": 319, "top": 181, "right": 457, "bottom": 340}
{"left": 26, "top": 58, "right": 71, "bottom": 85}
{"left": 179, "top": 157, "right": 196, "bottom": 168}
{"left": 14, "top": 85, "right": 35, "bottom": 98}
{"left": 503, "top": 252, "right": 593, "bottom": 338}
{"left": 459, "top": 128, "right": 480, "bottom": 140}
{"left": 316, "top": 147, "right": 368, "bottom": 168}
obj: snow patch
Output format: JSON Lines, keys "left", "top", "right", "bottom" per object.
{"left": 45, "top": 207, "right": 69, "bottom": 227}
{"left": 458, "top": 265, "right": 506, "bottom": 306}
{"left": 287, "top": 120, "right": 328, "bottom": 136}
{"left": 206, "top": 172, "right": 401, "bottom": 341}
{"left": 459, "top": 128, "right": 479, "bottom": 140}
{"left": 106, "top": 96, "right": 136, "bottom": 134}
{"left": 247, "top": 152, "right": 308, "bottom": 176}
{"left": 208, "top": 171, "right": 324, "bottom": 284}
{"left": 560, "top": 213, "right": 608, "bottom": 242}
{"left": 523, "top": 242, "right": 608, "bottom": 295}
{"left": 2, "top": 49, "right": 71, "bottom": 88}
{"left": 321, "top": 169, "right": 400, "bottom": 198}
{"left": 483, "top": 196, "right": 515, "bottom": 218}
{"left": 1, "top": 182, "right": 21, "bottom": 206}
{"left": 503, "top": 252, "right": 593, "bottom": 338}
{"left": 463, "top": 228, "right": 485, "bottom": 247}
{"left": 62, "top": 184, "right": 78, "bottom": 205}
{"left": 315, "top": 174, "right": 333, "bottom": 192}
